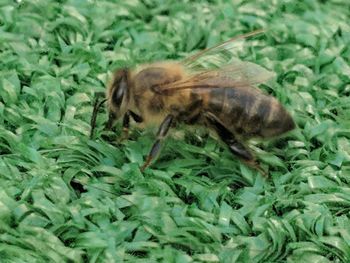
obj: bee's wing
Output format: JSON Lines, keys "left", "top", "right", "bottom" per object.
{"left": 182, "top": 29, "right": 265, "bottom": 71}
{"left": 189, "top": 60, "right": 275, "bottom": 85}
{"left": 156, "top": 60, "right": 275, "bottom": 94}
{"left": 154, "top": 30, "right": 275, "bottom": 95}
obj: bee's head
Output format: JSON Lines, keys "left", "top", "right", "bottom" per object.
{"left": 106, "top": 68, "right": 130, "bottom": 129}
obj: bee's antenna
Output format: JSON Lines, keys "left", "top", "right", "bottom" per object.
{"left": 90, "top": 94, "right": 107, "bottom": 139}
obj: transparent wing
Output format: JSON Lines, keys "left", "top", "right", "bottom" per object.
{"left": 155, "top": 59, "right": 275, "bottom": 94}
{"left": 187, "top": 59, "right": 275, "bottom": 85}
{"left": 182, "top": 29, "right": 265, "bottom": 71}
{"left": 154, "top": 30, "right": 275, "bottom": 95}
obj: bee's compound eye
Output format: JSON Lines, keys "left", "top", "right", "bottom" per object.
{"left": 113, "top": 85, "right": 125, "bottom": 109}
{"left": 111, "top": 71, "right": 128, "bottom": 109}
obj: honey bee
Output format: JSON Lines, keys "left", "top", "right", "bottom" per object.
{"left": 90, "top": 30, "right": 295, "bottom": 174}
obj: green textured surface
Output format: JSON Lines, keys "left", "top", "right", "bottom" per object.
{"left": 0, "top": 0, "right": 350, "bottom": 262}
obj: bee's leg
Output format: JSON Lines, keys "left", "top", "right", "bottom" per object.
{"left": 204, "top": 112, "right": 267, "bottom": 176}
{"left": 121, "top": 111, "right": 143, "bottom": 140}
{"left": 105, "top": 112, "right": 117, "bottom": 131}
{"left": 129, "top": 111, "right": 143, "bottom": 123}
{"left": 121, "top": 111, "right": 131, "bottom": 139}
{"left": 140, "top": 114, "right": 174, "bottom": 172}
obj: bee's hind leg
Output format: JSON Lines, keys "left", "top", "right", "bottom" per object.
{"left": 204, "top": 112, "right": 267, "bottom": 176}
{"left": 140, "top": 114, "right": 174, "bottom": 172}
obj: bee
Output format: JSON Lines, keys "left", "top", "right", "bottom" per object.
{"left": 90, "top": 30, "right": 295, "bottom": 175}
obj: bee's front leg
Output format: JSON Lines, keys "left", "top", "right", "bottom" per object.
{"left": 121, "top": 110, "right": 143, "bottom": 140}
{"left": 140, "top": 114, "right": 174, "bottom": 172}
{"left": 204, "top": 112, "right": 267, "bottom": 176}
{"left": 105, "top": 112, "right": 117, "bottom": 131}
{"left": 121, "top": 111, "right": 131, "bottom": 140}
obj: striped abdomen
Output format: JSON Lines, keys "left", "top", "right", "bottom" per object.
{"left": 201, "top": 87, "right": 295, "bottom": 138}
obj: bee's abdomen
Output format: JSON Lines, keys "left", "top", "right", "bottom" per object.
{"left": 258, "top": 101, "right": 295, "bottom": 138}
{"left": 205, "top": 87, "right": 294, "bottom": 138}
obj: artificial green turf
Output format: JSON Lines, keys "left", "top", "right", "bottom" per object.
{"left": 1, "top": 0, "right": 350, "bottom": 262}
